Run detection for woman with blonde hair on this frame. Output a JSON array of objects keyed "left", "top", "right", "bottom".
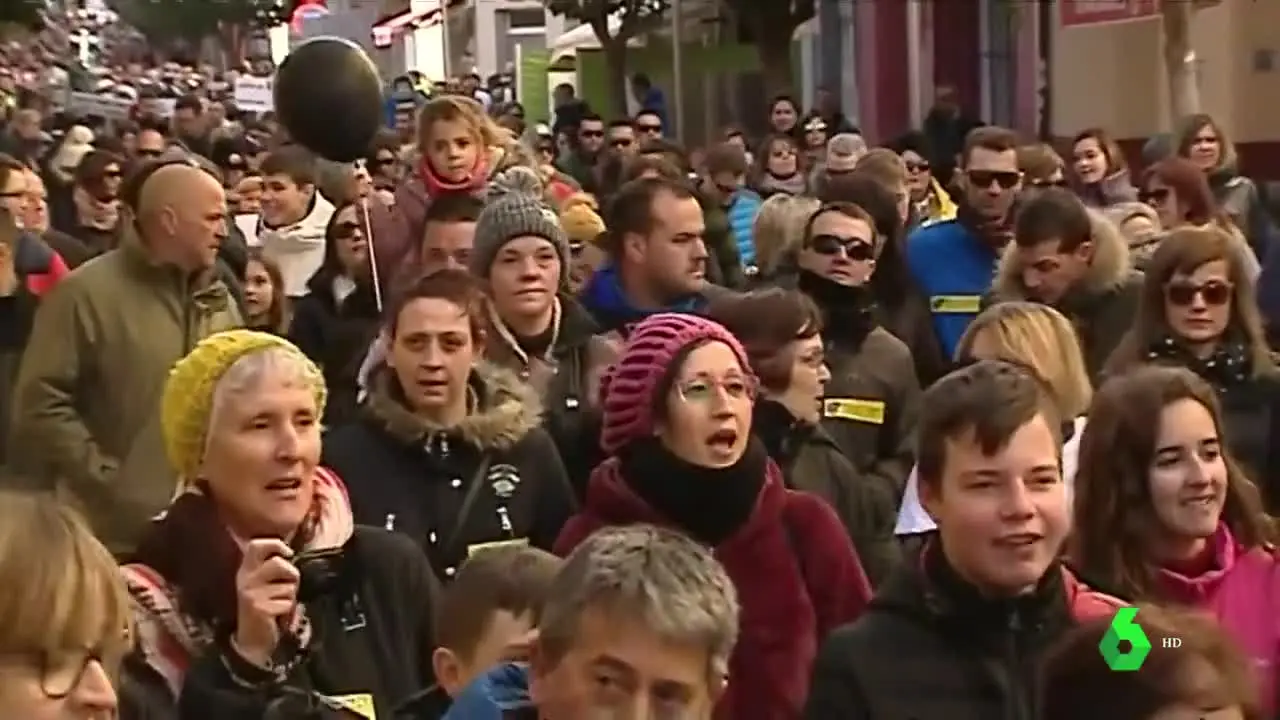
[
  {"left": 0, "top": 489, "right": 129, "bottom": 717},
  {"left": 896, "top": 301, "right": 1093, "bottom": 536},
  {"left": 750, "top": 194, "right": 819, "bottom": 285}
]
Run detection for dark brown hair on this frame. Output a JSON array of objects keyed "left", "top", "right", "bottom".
[
  {"left": 1041, "top": 603, "right": 1262, "bottom": 720},
  {"left": 435, "top": 545, "right": 562, "bottom": 659},
  {"left": 704, "top": 141, "right": 749, "bottom": 176},
  {"left": 961, "top": 126, "right": 1020, "bottom": 168},
  {"left": 383, "top": 268, "right": 490, "bottom": 342},
  {"left": 245, "top": 247, "right": 291, "bottom": 334},
  {"left": 621, "top": 155, "right": 684, "bottom": 184},
  {"left": 602, "top": 176, "right": 697, "bottom": 256},
  {"left": 1069, "top": 365, "right": 1274, "bottom": 598},
  {"left": 1013, "top": 187, "right": 1092, "bottom": 252},
  {"left": 706, "top": 288, "right": 823, "bottom": 392},
  {"left": 1175, "top": 113, "right": 1236, "bottom": 172},
  {"left": 916, "top": 360, "right": 1062, "bottom": 490},
  {"left": 1105, "top": 226, "right": 1272, "bottom": 376},
  {"left": 1071, "top": 128, "right": 1127, "bottom": 175},
  {"left": 1141, "top": 156, "right": 1219, "bottom": 226},
  {"left": 259, "top": 144, "right": 317, "bottom": 187},
  {"left": 803, "top": 201, "right": 875, "bottom": 244}
]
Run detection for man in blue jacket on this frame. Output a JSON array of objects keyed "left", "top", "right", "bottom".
[{"left": 905, "top": 125, "right": 1024, "bottom": 358}]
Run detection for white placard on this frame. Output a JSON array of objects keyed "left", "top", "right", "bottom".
[{"left": 234, "top": 75, "right": 275, "bottom": 112}]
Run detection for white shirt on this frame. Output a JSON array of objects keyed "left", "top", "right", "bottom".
[{"left": 894, "top": 416, "right": 1086, "bottom": 535}]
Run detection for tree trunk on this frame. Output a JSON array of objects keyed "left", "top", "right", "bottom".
[
  {"left": 602, "top": 38, "right": 630, "bottom": 116},
  {"left": 1161, "top": 0, "right": 1200, "bottom": 122},
  {"left": 756, "top": 26, "right": 795, "bottom": 98}
]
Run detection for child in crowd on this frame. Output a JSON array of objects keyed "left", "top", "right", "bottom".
[{"left": 394, "top": 545, "right": 562, "bottom": 719}]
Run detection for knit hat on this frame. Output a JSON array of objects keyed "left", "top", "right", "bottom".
[
  {"left": 826, "top": 132, "right": 867, "bottom": 172},
  {"left": 599, "top": 313, "right": 753, "bottom": 454},
  {"left": 559, "top": 193, "right": 606, "bottom": 247},
  {"left": 161, "top": 330, "right": 327, "bottom": 482},
  {"left": 471, "top": 165, "right": 570, "bottom": 282}
]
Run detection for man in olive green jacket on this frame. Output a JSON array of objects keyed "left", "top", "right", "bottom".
[{"left": 6, "top": 164, "right": 243, "bottom": 556}]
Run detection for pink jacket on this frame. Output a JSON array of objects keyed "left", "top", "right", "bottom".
[{"left": 1155, "top": 524, "right": 1280, "bottom": 712}]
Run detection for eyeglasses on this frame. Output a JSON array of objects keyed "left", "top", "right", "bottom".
[
  {"left": 905, "top": 161, "right": 930, "bottom": 173},
  {"left": 809, "top": 233, "right": 877, "bottom": 261},
  {"left": 1141, "top": 188, "right": 1172, "bottom": 204},
  {"left": 965, "top": 169, "right": 1021, "bottom": 190},
  {"left": 0, "top": 650, "right": 111, "bottom": 699},
  {"left": 1166, "top": 280, "right": 1232, "bottom": 307},
  {"left": 675, "top": 376, "right": 753, "bottom": 404}
]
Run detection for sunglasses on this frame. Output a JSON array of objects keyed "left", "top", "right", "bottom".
[
  {"left": 637, "top": 124, "right": 662, "bottom": 133},
  {"left": 1030, "top": 178, "right": 1068, "bottom": 189},
  {"left": 579, "top": 129, "right": 604, "bottom": 139},
  {"left": 1165, "top": 280, "right": 1232, "bottom": 307},
  {"left": 965, "top": 169, "right": 1021, "bottom": 190},
  {"left": 1141, "top": 188, "right": 1171, "bottom": 204},
  {"left": 136, "top": 149, "right": 165, "bottom": 159},
  {"left": 809, "top": 233, "right": 876, "bottom": 261},
  {"left": 905, "top": 161, "right": 930, "bottom": 173},
  {"left": 611, "top": 138, "right": 633, "bottom": 148},
  {"left": 333, "top": 221, "right": 362, "bottom": 239}
]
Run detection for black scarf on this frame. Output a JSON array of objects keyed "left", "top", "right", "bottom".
[
  {"left": 956, "top": 200, "right": 1016, "bottom": 252},
  {"left": 752, "top": 399, "right": 813, "bottom": 467},
  {"left": 512, "top": 321, "right": 557, "bottom": 360},
  {"left": 1146, "top": 335, "right": 1251, "bottom": 388},
  {"left": 797, "top": 270, "right": 875, "bottom": 346},
  {"left": 619, "top": 436, "right": 769, "bottom": 546}
]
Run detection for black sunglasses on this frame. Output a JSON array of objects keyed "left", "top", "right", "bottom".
[
  {"left": 1165, "top": 280, "right": 1232, "bottom": 307},
  {"left": 637, "top": 124, "right": 662, "bottom": 133},
  {"left": 966, "top": 169, "right": 1021, "bottom": 190},
  {"left": 1141, "top": 188, "right": 1172, "bottom": 204},
  {"left": 809, "top": 233, "right": 876, "bottom": 261},
  {"left": 579, "top": 129, "right": 604, "bottom": 139}
]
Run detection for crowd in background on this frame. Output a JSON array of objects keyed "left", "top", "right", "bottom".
[{"left": 1, "top": 31, "right": 1280, "bottom": 720}]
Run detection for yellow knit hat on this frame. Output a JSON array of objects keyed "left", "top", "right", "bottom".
[
  {"left": 161, "top": 330, "right": 327, "bottom": 482},
  {"left": 559, "top": 193, "right": 606, "bottom": 247}
]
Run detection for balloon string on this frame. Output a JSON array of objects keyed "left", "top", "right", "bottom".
[{"left": 361, "top": 195, "right": 383, "bottom": 312}]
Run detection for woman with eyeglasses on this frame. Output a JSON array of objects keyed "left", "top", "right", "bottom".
[
  {"left": 0, "top": 490, "right": 129, "bottom": 719},
  {"left": 1105, "top": 227, "right": 1280, "bottom": 510},
  {"left": 1069, "top": 127, "right": 1139, "bottom": 209},
  {"left": 288, "top": 201, "right": 382, "bottom": 426},
  {"left": 1139, "top": 157, "right": 1259, "bottom": 281},
  {"left": 555, "top": 312, "right": 870, "bottom": 719}
]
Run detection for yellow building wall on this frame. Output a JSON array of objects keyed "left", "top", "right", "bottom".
[{"left": 1051, "top": 0, "right": 1279, "bottom": 144}]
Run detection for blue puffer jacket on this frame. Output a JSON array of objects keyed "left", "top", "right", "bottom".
[{"left": 727, "top": 189, "right": 763, "bottom": 268}]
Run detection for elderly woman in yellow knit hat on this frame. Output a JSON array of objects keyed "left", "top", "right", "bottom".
[
  {"left": 118, "top": 330, "right": 439, "bottom": 718},
  {"left": 559, "top": 192, "right": 607, "bottom": 294}
]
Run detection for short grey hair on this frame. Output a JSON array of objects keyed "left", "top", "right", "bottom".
[
  {"left": 539, "top": 525, "right": 740, "bottom": 681},
  {"left": 205, "top": 346, "right": 324, "bottom": 453}
]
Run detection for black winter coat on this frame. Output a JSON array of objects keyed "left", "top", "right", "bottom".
[
  {"left": 289, "top": 274, "right": 382, "bottom": 427},
  {"left": 119, "top": 527, "right": 439, "bottom": 720},
  {"left": 322, "top": 363, "right": 577, "bottom": 582}
]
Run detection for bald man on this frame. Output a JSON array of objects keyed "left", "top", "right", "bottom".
[{"left": 6, "top": 162, "right": 244, "bottom": 557}]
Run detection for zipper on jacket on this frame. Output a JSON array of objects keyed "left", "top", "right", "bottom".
[{"left": 1003, "top": 610, "right": 1033, "bottom": 720}]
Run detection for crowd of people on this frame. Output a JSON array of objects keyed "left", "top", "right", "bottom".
[{"left": 1, "top": 44, "right": 1279, "bottom": 719}]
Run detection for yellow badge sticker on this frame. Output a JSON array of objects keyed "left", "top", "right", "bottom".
[
  {"left": 467, "top": 537, "right": 530, "bottom": 558},
  {"left": 930, "top": 295, "right": 982, "bottom": 314},
  {"left": 823, "top": 398, "right": 886, "bottom": 425},
  {"left": 323, "top": 693, "right": 376, "bottom": 719}
]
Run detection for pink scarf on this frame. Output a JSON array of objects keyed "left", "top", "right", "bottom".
[{"left": 121, "top": 467, "right": 355, "bottom": 697}]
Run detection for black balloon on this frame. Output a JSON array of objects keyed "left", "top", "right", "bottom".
[{"left": 274, "top": 37, "right": 384, "bottom": 163}]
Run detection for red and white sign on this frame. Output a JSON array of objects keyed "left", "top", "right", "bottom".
[{"left": 1059, "top": 0, "right": 1160, "bottom": 28}]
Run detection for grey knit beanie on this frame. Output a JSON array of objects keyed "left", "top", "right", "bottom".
[{"left": 470, "top": 165, "right": 570, "bottom": 283}]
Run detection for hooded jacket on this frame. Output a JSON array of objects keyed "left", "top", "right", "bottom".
[
  {"left": 5, "top": 235, "right": 243, "bottom": 555},
  {"left": 256, "top": 190, "right": 336, "bottom": 297},
  {"left": 485, "top": 297, "right": 619, "bottom": 497},
  {"left": 804, "top": 547, "right": 1123, "bottom": 720},
  {"left": 579, "top": 264, "right": 738, "bottom": 337},
  {"left": 987, "top": 209, "right": 1141, "bottom": 381},
  {"left": 322, "top": 362, "right": 577, "bottom": 583},
  {"left": 1148, "top": 524, "right": 1280, "bottom": 714},
  {"left": 289, "top": 267, "right": 382, "bottom": 428},
  {"left": 556, "top": 459, "right": 870, "bottom": 720}
]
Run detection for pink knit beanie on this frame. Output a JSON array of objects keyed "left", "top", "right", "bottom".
[{"left": 599, "top": 313, "right": 753, "bottom": 454}]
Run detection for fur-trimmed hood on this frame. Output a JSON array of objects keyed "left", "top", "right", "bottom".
[
  {"left": 364, "top": 361, "right": 542, "bottom": 451},
  {"left": 993, "top": 206, "right": 1133, "bottom": 300}
]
